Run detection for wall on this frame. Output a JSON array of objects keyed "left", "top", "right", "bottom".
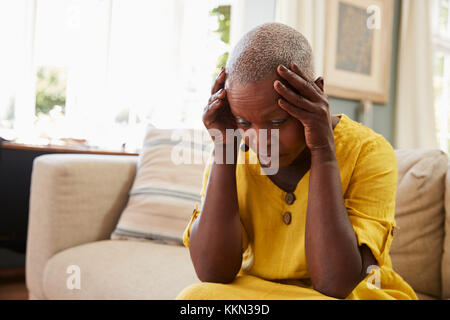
[
  {"left": 230, "top": 0, "right": 277, "bottom": 48},
  {"left": 328, "top": 0, "right": 401, "bottom": 146}
]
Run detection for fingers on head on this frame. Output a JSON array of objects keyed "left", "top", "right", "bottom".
[
  {"left": 211, "top": 68, "right": 226, "bottom": 94},
  {"left": 203, "top": 99, "right": 224, "bottom": 124},
  {"left": 208, "top": 88, "right": 226, "bottom": 104},
  {"left": 205, "top": 99, "right": 221, "bottom": 115}
]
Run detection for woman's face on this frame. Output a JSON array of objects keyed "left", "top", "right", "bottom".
[{"left": 225, "top": 71, "right": 307, "bottom": 169}]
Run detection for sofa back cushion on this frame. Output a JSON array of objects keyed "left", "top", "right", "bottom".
[
  {"left": 111, "top": 126, "right": 212, "bottom": 245},
  {"left": 390, "top": 149, "right": 448, "bottom": 298},
  {"left": 442, "top": 163, "right": 450, "bottom": 299}
]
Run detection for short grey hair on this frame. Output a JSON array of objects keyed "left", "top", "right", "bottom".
[{"left": 225, "top": 22, "right": 315, "bottom": 84}]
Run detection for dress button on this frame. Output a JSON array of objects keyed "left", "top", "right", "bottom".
[
  {"left": 285, "top": 192, "right": 296, "bottom": 205},
  {"left": 283, "top": 212, "right": 292, "bottom": 225}
]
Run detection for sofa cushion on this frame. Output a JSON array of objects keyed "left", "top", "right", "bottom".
[
  {"left": 415, "top": 292, "right": 438, "bottom": 300},
  {"left": 390, "top": 149, "right": 448, "bottom": 298},
  {"left": 42, "top": 240, "right": 199, "bottom": 299},
  {"left": 111, "top": 126, "right": 212, "bottom": 244},
  {"left": 442, "top": 163, "right": 450, "bottom": 299}
]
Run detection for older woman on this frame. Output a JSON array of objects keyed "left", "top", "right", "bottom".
[{"left": 177, "top": 22, "right": 417, "bottom": 300}]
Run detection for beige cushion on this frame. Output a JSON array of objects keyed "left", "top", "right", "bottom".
[
  {"left": 390, "top": 149, "right": 448, "bottom": 298},
  {"left": 442, "top": 163, "right": 450, "bottom": 299},
  {"left": 416, "top": 292, "right": 438, "bottom": 300},
  {"left": 43, "top": 240, "right": 199, "bottom": 299},
  {"left": 111, "top": 126, "right": 212, "bottom": 244}
]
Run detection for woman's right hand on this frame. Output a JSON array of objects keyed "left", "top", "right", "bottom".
[{"left": 203, "top": 67, "right": 238, "bottom": 145}]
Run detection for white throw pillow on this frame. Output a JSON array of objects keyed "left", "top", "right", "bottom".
[{"left": 111, "top": 125, "right": 213, "bottom": 245}]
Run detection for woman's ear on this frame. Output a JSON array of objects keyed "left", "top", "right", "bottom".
[{"left": 315, "top": 77, "right": 324, "bottom": 92}]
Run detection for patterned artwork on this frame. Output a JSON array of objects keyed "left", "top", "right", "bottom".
[{"left": 335, "top": 2, "right": 374, "bottom": 75}]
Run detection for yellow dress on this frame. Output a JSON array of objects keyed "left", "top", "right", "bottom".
[{"left": 177, "top": 114, "right": 418, "bottom": 300}]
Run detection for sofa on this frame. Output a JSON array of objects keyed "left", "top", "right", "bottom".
[{"left": 25, "top": 148, "right": 450, "bottom": 300}]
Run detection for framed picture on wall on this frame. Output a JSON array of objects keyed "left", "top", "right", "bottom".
[{"left": 323, "top": 0, "right": 394, "bottom": 104}]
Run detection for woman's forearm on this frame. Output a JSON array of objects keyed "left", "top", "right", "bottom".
[
  {"left": 305, "top": 146, "right": 363, "bottom": 299},
  {"left": 188, "top": 144, "right": 242, "bottom": 284}
]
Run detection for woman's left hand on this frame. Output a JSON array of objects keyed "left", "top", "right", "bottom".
[{"left": 274, "top": 64, "right": 335, "bottom": 153}]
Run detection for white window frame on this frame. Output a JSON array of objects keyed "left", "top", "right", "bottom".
[
  {"left": 9, "top": 0, "right": 37, "bottom": 141},
  {"left": 432, "top": 0, "right": 450, "bottom": 154}
]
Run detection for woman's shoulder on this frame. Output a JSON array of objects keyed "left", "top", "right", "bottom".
[{"left": 334, "top": 114, "right": 394, "bottom": 155}]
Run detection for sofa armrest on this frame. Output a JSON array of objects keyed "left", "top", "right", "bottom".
[
  {"left": 25, "top": 153, "right": 138, "bottom": 299},
  {"left": 443, "top": 163, "right": 450, "bottom": 299}
]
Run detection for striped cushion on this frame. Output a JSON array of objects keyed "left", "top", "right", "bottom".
[{"left": 111, "top": 125, "right": 213, "bottom": 245}]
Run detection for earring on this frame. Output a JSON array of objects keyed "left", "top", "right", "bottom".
[{"left": 240, "top": 143, "right": 249, "bottom": 152}]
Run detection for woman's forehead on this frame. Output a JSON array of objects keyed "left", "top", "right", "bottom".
[
  {"left": 225, "top": 70, "right": 280, "bottom": 93},
  {"left": 226, "top": 71, "right": 284, "bottom": 115},
  {"left": 232, "top": 106, "right": 288, "bottom": 122},
  {"left": 229, "top": 97, "right": 288, "bottom": 121},
  {"left": 225, "top": 71, "right": 287, "bottom": 122}
]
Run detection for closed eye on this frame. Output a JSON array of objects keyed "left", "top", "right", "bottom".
[
  {"left": 236, "top": 119, "right": 288, "bottom": 128},
  {"left": 236, "top": 120, "right": 251, "bottom": 127},
  {"left": 271, "top": 119, "right": 287, "bottom": 127}
]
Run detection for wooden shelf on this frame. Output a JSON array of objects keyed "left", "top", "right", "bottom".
[{"left": 1, "top": 141, "right": 139, "bottom": 156}]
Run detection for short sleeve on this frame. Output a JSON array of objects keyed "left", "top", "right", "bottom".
[
  {"left": 181, "top": 150, "right": 249, "bottom": 253},
  {"left": 344, "top": 136, "right": 397, "bottom": 266}
]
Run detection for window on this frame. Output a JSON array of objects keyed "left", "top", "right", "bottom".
[
  {"left": 0, "top": 0, "right": 29, "bottom": 136},
  {"left": 0, "top": 0, "right": 232, "bottom": 152},
  {"left": 432, "top": 0, "right": 450, "bottom": 154}
]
